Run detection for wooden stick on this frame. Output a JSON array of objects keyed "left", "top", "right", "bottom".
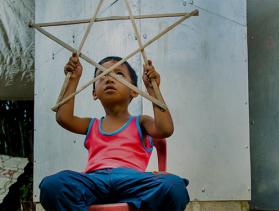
[
  {"left": 51, "top": 55, "right": 168, "bottom": 111},
  {"left": 51, "top": 10, "right": 199, "bottom": 110},
  {"left": 143, "top": 10, "right": 199, "bottom": 48},
  {"left": 53, "top": 0, "right": 104, "bottom": 112},
  {"left": 31, "top": 12, "right": 198, "bottom": 27},
  {"left": 30, "top": 26, "right": 167, "bottom": 110},
  {"left": 37, "top": 10, "right": 198, "bottom": 110},
  {"left": 124, "top": 0, "right": 165, "bottom": 110},
  {"left": 31, "top": 10, "right": 198, "bottom": 110},
  {"left": 77, "top": 0, "right": 104, "bottom": 54},
  {"left": 53, "top": 73, "right": 72, "bottom": 111}
]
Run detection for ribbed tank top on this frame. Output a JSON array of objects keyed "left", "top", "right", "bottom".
[{"left": 84, "top": 116, "right": 153, "bottom": 173}]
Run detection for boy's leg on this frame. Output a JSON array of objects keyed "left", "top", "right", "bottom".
[
  {"left": 111, "top": 168, "right": 190, "bottom": 211},
  {"left": 39, "top": 170, "right": 111, "bottom": 211}
]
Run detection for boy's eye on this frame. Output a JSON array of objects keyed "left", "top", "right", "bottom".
[{"left": 116, "top": 72, "right": 125, "bottom": 77}]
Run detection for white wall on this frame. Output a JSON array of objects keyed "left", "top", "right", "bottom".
[{"left": 34, "top": 0, "right": 250, "bottom": 202}]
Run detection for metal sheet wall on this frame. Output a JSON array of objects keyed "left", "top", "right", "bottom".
[{"left": 34, "top": 0, "right": 250, "bottom": 202}]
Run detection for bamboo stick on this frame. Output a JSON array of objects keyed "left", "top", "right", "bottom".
[
  {"left": 30, "top": 25, "right": 166, "bottom": 110},
  {"left": 51, "top": 50, "right": 168, "bottom": 111},
  {"left": 51, "top": 9, "right": 198, "bottom": 110},
  {"left": 77, "top": 0, "right": 104, "bottom": 54},
  {"left": 51, "top": 56, "right": 168, "bottom": 111},
  {"left": 124, "top": 0, "right": 166, "bottom": 110},
  {"left": 30, "top": 9, "right": 198, "bottom": 110},
  {"left": 53, "top": 0, "right": 104, "bottom": 112},
  {"left": 53, "top": 72, "right": 71, "bottom": 111},
  {"left": 31, "top": 12, "right": 198, "bottom": 28}
]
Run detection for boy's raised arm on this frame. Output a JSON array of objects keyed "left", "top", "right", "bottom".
[
  {"left": 56, "top": 53, "right": 91, "bottom": 134},
  {"left": 140, "top": 60, "right": 174, "bottom": 138}
]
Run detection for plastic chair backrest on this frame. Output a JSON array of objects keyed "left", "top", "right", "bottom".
[
  {"left": 152, "top": 138, "right": 167, "bottom": 172},
  {"left": 88, "top": 138, "right": 167, "bottom": 211}
]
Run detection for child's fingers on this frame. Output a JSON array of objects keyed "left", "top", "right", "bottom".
[
  {"left": 65, "top": 58, "right": 77, "bottom": 71},
  {"left": 142, "top": 73, "right": 148, "bottom": 81},
  {"left": 143, "top": 65, "right": 154, "bottom": 74},
  {"left": 70, "top": 57, "right": 79, "bottom": 64},
  {"left": 64, "top": 64, "right": 75, "bottom": 73},
  {"left": 70, "top": 54, "right": 79, "bottom": 64},
  {"left": 68, "top": 60, "right": 77, "bottom": 68},
  {"left": 147, "top": 72, "right": 157, "bottom": 79},
  {"left": 143, "top": 61, "right": 157, "bottom": 79},
  {"left": 146, "top": 68, "right": 157, "bottom": 77}
]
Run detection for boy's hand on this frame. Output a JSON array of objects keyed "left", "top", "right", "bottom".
[
  {"left": 64, "top": 53, "right": 83, "bottom": 79},
  {"left": 143, "top": 60, "right": 160, "bottom": 91}
]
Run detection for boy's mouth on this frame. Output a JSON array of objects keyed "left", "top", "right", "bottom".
[{"left": 104, "top": 85, "right": 117, "bottom": 91}]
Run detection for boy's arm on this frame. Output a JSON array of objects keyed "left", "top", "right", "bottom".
[
  {"left": 140, "top": 60, "right": 174, "bottom": 138},
  {"left": 56, "top": 53, "right": 91, "bottom": 134}
]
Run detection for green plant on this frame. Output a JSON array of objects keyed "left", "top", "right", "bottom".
[{"left": 20, "top": 176, "right": 33, "bottom": 201}]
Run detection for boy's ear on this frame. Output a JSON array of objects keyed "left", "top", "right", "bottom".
[{"left": 93, "top": 90, "right": 98, "bottom": 100}]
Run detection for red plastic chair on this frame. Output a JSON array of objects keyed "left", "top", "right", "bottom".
[{"left": 88, "top": 138, "right": 167, "bottom": 211}]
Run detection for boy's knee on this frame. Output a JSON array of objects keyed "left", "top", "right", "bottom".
[
  {"left": 39, "top": 170, "right": 71, "bottom": 196},
  {"left": 39, "top": 170, "right": 76, "bottom": 209},
  {"left": 160, "top": 174, "right": 185, "bottom": 188},
  {"left": 168, "top": 182, "right": 190, "bottom": 206},
  {"left": 160, "top": 174, "right": 190, "bottom": 206}
]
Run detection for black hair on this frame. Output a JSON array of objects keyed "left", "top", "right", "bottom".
[{"left": 93, "top": 56, "right": 138, "bottom": 91}]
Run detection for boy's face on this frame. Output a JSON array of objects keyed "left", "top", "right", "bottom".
[{"left": 93, "top": 60, "right": 138, "bottom": 104}]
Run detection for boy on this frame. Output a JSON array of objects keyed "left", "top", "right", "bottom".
[{"left": 39, "top": 53, "right": 189, "bottom": 211}]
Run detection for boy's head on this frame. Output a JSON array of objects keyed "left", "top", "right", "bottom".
[
  {"left": 93, "top": 56, "right": 138, "bottom": 91},
  {"left": 93, "top": 56, "right": 138, "bottom": 104}
]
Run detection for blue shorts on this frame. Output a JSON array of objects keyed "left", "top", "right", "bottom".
[{"left": 39, "top": 168, "right": 189, "bottom": 211}]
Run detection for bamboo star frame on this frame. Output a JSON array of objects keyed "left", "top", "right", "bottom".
[{"left": 29, "top": 0, "right": 198, "bottom": 112}]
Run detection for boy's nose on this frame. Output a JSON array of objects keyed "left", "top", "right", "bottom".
[{"left": 103, "top": 73, "right": 114, "bottom": 82}]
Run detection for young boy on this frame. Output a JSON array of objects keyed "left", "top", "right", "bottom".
[{"left": 39, "top": 53, "right": 190, "bottom": 211}]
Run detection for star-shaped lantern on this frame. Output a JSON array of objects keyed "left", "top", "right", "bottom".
[{"left": 29, "top": 0, "right": 198, "bottom": 112}]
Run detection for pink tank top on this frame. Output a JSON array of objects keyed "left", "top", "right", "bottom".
[{"left": 84, "top": 116, "right": 153, "bottom": 173}]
